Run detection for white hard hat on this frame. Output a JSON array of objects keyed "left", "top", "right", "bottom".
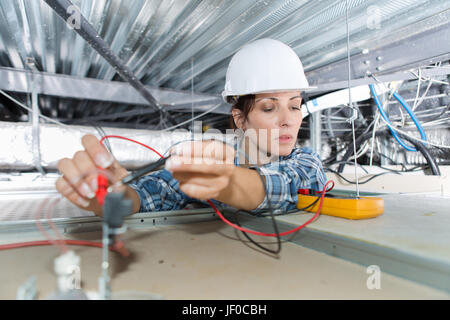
[{"left": 222, "top": 38, "right": 313, "bottom": 103}]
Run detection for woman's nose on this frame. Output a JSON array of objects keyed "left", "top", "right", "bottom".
[{"left": 278, "top": 107, "right": 292, "bottom": 127}]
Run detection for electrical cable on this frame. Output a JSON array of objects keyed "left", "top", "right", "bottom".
[
  {"left": 369, "top": 84, "right": 427, "bottom": 152},
  {"left": 325, "top": 161, "right": 369, "bottom": 174},
  {"left": 34, "top": 197, "right": 66, "bottom": 254},
  {"left": 241, "top": 190, "right": 324, "bottom": 218},
  {"left": 0, "top": 89, "right": 70, "bottom": 128},
  {"left": 99, "top": 135, "right": 333, "bottom": 240},
  {"left": 412, "top": 67, "right": 423, "bottom": 111},
  {"left": 0, "top": 239, "right": 126, "bottom": 254},
  {"left": 45, "top": 197, "right": 69, "bottom": 254},
  {"left": 99, "top": 135, "right": 164, "bottom": 159},
  {"left": 378, "top": 116, "right": 450, "bottom": 149},
  {"left": 370, "top": 76, "right": 450, "bottom": 150},
  {"left": 232, "top": 167, "right": 281, "bottom": 255},
  {"left": 325, "top": 167, "right": 398, "bottom": 185},
  {"left": 161, "top": 102, "right": 223, "bottom": 132},
  {"left": 0, "top": 135, "right": 331, "bottom": 254},
  {"left": 337, "top": 129, "right": 440, "bottom": 176},
  {"left": 207, "top": 180, "right": 333, "bottom": 237}
]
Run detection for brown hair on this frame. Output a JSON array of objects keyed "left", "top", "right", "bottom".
[{"left": 228, "top": 94, "right": 256, "bottom": 129}]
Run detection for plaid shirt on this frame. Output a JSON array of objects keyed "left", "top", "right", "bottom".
[{"left": 129, "top": 146, "right": 327, "bottom": 213}]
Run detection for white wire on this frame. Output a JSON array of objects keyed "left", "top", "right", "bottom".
[
  {"left": 161, "top": 103, "right": 223, "bottom": 132},
  {"left": 369, "top": 112, "right": 381, "bottom": 167},
  {"left": 348, "top": 140, "right": 370, "bottom": 161},
  {"left": 412, "top": 62, "right": 441, "bottom": 112},
  {"left": 413, "top": 78, "right": 433, "bottom": 111},
  {"left": 370, "top": 80, "right": 450, "bottom": 149},
  {"left": 369, "top": 83, "right": 396, "bottom": 167},
  {"left": 409, "top": 70, "right": 449, "bottom": 85},
  {"left": 387, "top": 93, "right": 448, "bottom": 105},
  {"left": 0, "top": 89, "right": 70, "bottom": 128},
  {"left": 412, "top": 68, "right": 422, "bottom": 111},
  {"left": 377, "top": 116, "right": 450, "bottom": 149}
]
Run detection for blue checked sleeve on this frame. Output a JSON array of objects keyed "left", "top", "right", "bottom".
[
  {"left": 249, "top": 147, "right": 327, "bottom": 213},
  {"left": 128, "top": 169, "right": 190, "bottom": 212}
]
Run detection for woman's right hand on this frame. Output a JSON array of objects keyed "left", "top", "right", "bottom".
[{"left": 55, "top": 134, "right": 131, "bottom": 216}]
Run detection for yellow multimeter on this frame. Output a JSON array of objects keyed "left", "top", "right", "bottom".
[{"left": 297, "top": 193, "right": 384, "bottom": 220}]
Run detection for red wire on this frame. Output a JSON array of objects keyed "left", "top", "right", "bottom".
[
  {"left": 207, "top": 180, "right": 334, "bottom": 237},
  {"left": 100, "top": 135, "right": 332, "bottom": 238},
  {"left": 0, "top": 240, "right": 123, "bottom": 254},
  {"left": 100, "top": 135, "right": 164, "bottom": 159},
  {"left": 46, "top": 197, "right": 69, "bottom": 253},
  {"left": 0, "top": 135, "right": 330, "bottom": 252}
]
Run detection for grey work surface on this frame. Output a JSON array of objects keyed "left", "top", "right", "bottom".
[
  {"left": 272, "top": 192, "right": 450, "bottom": 293},
  {"left": 277, "top": 193, "right": 450, "bottom": 263},
  {"left": 0, "top": 220, "right": 449, "bottom": 300}
]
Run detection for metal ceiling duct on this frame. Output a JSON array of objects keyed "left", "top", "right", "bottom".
[
  {"left": 0, "top": 0, "right": 449, "bottom": 123},
  {"left": 0, "top": 120, "right": 237, "bottom": 171},
  {"left": 0, "top": 120, "right": 188, "bottom": 170}
]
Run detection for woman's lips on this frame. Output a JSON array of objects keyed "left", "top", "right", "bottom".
[{"left": 278, "top": 135, "right": 292, "bottom": 143}]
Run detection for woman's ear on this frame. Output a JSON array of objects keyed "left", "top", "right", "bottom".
[{"left": 232, "top": 109, "right": 245, "bottom": 130}]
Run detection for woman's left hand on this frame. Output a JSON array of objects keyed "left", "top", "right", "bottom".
[{"left": 166, "top": 140, "right": 236, "bottom": 200}]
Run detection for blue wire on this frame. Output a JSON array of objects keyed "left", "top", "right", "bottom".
[
  {"left": 392, "top": 91, "right": 427, "bottom": 141},
  {"left": 369, "top": 84, "right": 427, "bottom": 152}
]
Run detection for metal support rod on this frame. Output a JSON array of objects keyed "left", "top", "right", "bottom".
[
  {"left": 27, "top": 58, "right": 46, "bottom": 176},
  {"left": 43, "top": 0, "right": 176, "bottom": 126},
  {"left": 99, "top": 222, "right": 111, "bottom": 300},
  {"left": 345, "top": 0, "right": 360, "bottom": 198},
  {"left": 310, "top": 110, "right": 322, "bottom": 157}
]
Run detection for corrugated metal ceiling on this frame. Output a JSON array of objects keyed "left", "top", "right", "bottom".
[{"left": 0, "top": 0, "right": 449, "bottom": 129}]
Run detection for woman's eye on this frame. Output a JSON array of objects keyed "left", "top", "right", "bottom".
[
  {"left": 261, "top": 105, "right": 275, "bottom": 112},
  {"left": 290, "top": 106, "right": 301, "bottom": 111}
]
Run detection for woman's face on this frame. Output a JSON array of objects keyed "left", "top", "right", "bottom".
[{"left": 233, "top": 91, "right": 303, "bottom": 158}]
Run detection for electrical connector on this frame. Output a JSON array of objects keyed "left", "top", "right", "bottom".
[{"left": 96, "top": 173, "right": 108, "bottom": 206}]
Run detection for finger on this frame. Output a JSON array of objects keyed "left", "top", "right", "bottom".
[
  {"left": 179, "top": 183, "right": 220, "bottom": 200},
  {"left": 166, "top": 156, "right": 235, "bottom": 175},
  {"left": 72, "top": 150, "right": 99, "bottom": 194},
  {"left": 55, "top": 176, "right": 91, "bottom": 208},
  {"left": 172, "top": 172, "right": 229, "bottom": 188},
  {"left": 81, "top": 134, "right": 115, "bottom": 169},
  {"left": 58, "top": 158, "right": 95, "bottom": 199}
]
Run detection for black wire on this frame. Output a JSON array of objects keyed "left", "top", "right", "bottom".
[
  {"left": 231, "top": 167, "right": 282, "bottom": 255},
  {"left": 248, "top": 192, "right": 323, "bottom": 217},
  {"left": 325, "top": 167, "right": 398, "bottom": 184},
  {"left": 325, "top": 161, "right": 369, "bottom": 174},
  {"left": 337, "top": 129, "right": 441, "bottom": 176},
  {"left": 231, "top": 170, "right": 326, "bottom": 255}
]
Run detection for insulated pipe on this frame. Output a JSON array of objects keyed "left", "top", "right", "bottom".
[{"left": 43, "top": 0, "right": 176, "bottom": 126}]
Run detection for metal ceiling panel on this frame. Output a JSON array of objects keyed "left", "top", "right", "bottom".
[{"left": 0, "top": 0, "right": 449, "bottom": 125}]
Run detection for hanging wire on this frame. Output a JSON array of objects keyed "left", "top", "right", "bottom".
[
  {"left": 345, "top": 0, "right": 360, "bottom": 198},
  {"left": 191, "top": 57, "right": 195, "bottom": 140}
]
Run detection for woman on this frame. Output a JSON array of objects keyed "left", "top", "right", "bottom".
[{"left": 55, "top": 39, "right": 327, "bottom": 215}]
